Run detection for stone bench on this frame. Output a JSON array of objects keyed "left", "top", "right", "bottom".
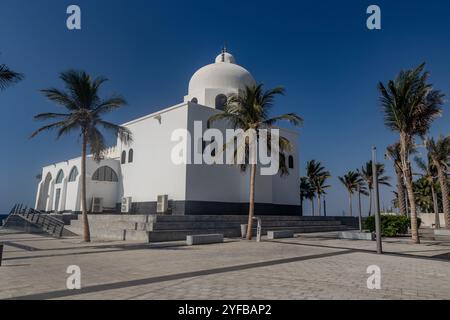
[
  {"left": 267, "top": 230, "right": 294, "bottom": 239},
  {"left": 338, "top": 231, "right": 375, "bottom": 241},
  {"left": 434, "top": 229, "right": 450, "bottom": 240},
  {"left": 186, "top": 234, "right": 224, "bottom": 246}
]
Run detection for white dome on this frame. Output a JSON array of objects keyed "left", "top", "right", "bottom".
[
  {"left": 215, "top": 52, "right": 236, "bottom": 64},
  {"left": 188, "top": 51, "right": 256, "bottom": 97}
]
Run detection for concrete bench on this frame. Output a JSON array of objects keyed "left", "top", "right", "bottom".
[
  {"left": 186, "top": 234, "right": 224, "bottom": 246},
  {"left": 338, "top": 231, "right": 375, "bottom": 241},
  {"left": 434, "top": 229, "right": 450, "bottom": 240},
  {"left": 267, "top": 230, "right": 294, "bottom": 239}
]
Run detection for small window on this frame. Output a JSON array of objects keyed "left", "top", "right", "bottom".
[
  {"left": 191, "top": 97, "right": 198, "bottom": 104},
  {"left": 55, "top": 170, "right": 64, "bottom": 184},
  {"left": 288, "top": 156, "right": 294, "bottom": 169},
  {"left": 92, "top": 166, "right": 118, "bottom": 182},
  {"left": 121, "top": 151, "right": 126, "bottom": 164},
  {"left": 215, "top": 94, "right": 227, "bottom": 111},
  {"left": 68, "top": 166, "right": 79, "bottom": 182},
  {"left": 128, "top": 149, "right": 134, "bottom": 163}
]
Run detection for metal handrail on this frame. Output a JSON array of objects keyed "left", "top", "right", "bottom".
[{"left": 10, "top": 204, "right": 65, "bottom": 238}]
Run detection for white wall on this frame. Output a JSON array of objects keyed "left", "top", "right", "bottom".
[
  {"left": 118, "top": 103, "right": 189, "bottom": 203},
  {"left": 185, "top": 103, "right": 300, "bottom": 205},
  {"left": 35, "top": 101, "right": 300, "bottom": 212},
  {"left": 35, "top": 157, "right": 121, "bottom": 212}
]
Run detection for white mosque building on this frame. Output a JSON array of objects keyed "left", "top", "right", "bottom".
[{"left": 34, "top": 50, "right": 300, "bottom": 216}]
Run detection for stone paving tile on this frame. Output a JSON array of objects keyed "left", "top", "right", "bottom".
[{"left": 1, "top": 229, "right": 449, "bottom": 300}]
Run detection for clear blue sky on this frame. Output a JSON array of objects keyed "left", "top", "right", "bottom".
[{"left": 0, "top": 0, "right": 449, "bottom": 215}]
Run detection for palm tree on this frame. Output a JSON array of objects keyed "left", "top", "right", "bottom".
[
  {"left": 31, "top": 70, "right": 132, "bottom": 242},
  {"left": 299, "top": 177, "right": 314, "bottom": 216},
  {"left": 386, "top": 142, "right": 413, "bottom": 216},
  {"left": 359, "top": 161, "right": 391, "bottom": 216},
  {"left": 314, "top": 175, "right": 331, "bottom": 216},
  {"left": 415, "top": 154, "right": 440, "bottom": 228},
  {"left": 306, "top": 160, "right": 330, "bottom": 216},
  {"left": 208, "top": 84, "right": 303, "bottom": 240},
  {"left": 378, "top": 63, "right": 444, "bottom": 243},
  {"left": 0, "top": 63, "right": 23, "bottom": 90},
  {"left": 413, "top": 177, "right": 435, "bottom": 213},
  {"left": 339, "top": 171, "right": 365, "bottom": 216},
  {"left": 426, "top": 135, "right": 450, "bottom": 228}
]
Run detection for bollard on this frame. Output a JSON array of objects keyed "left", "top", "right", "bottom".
[
  {"left": 0, "top": 243, "right": 3, "bottom": 267},
  {"left": 253, "top": 217, "right": 262, "bottom": 242}
]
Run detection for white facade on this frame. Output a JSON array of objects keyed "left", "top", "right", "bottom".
[{"left": 35, "top": 50, "right": 300, "bottom": 215}]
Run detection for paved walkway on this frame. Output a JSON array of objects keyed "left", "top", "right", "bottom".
[{"left": 0, "top": 229, "right": 449, "bottom": 300}]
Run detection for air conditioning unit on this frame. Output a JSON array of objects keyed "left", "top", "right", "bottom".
[
  {"left": 157, "top": 195, "right": 169, "bottom": 214},
  {"left": 91, "top": 197, "right": 104, "bottom": 213},
  {"left": 121, "top": 197, "right": 132, "bottom": 213}
]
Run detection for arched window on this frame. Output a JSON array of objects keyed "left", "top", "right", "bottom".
[
  {"left": 55, "top": 170, "right": 64, "bottom": 184},
  {"left": 288, "top": 156, "right": 294, "bottom": 169},
  {"left": 92, "top": 166, "right": 118, "bottom": 182},
  {"left": 215, "top": 94, "right": 227, "bottom": 111},
  {"left": 191, "top": 97, "right": 198, "bottom": 104},
  {"left": 128, "top": 149, "right": 134, "bottom": 163},
  {"left": 121, "top": 151, "right": 126, "bottom": 164},
  {"left": 68, "top": 166, "right": 79, "bottom": 182}
]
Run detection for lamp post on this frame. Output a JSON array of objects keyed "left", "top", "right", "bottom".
[{"left": 372, "top": 147, "right": 383, "bottom": 254}]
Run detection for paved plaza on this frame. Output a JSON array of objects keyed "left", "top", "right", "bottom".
[{"left": 0, "top": 229, "right": 449, "bottom": 300}]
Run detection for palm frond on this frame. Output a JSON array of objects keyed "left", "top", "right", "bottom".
[{"left": 0, "top": 64, "right": 24, "bottom": 90}]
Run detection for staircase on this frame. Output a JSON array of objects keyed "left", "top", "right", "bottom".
[
  {"left": 2, "top": 204, "right": 68, "bottom": 238},
  {"left": 66, "top": 214, "right": 356, "bottom": 242}
]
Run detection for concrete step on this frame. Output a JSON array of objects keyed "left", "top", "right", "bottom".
[
  {"left": 70, "top": 219, "right": 139, "bottom": 230},
  {"left": 65, "top": 225, "right": 126, "bottom": 241},
  {"left": 74, "top": 214, "right": 153, "bottom": 223},
  {"left": 152, "top": 215, "right": 343, "bottom": 223},
  {"left": 64, "top": 214, "right": 355, "bottom": 243},
  {"left": 149, "top": 220, "right": 342, "bottom": 231},
  {"left": 147, "top": 225, "right": 352, "bottom": 242}
]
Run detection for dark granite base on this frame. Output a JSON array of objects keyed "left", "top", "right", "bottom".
[{"left": 123, "top": 200, "right": 301, "bottom": 216}]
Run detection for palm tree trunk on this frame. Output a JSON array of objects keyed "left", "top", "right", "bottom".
[
  {"left": 431, "top": 182, "right": 440, "bottom": 229},
  {"left": 81, "top": 134, "right": 91, "bottom": 242},
  {"left": 300, "top": 196, "right": 303, "bottom": 216},
  {"left": 311, "top": 199, "right": 314, "bottom": 216},
  {"left": 368, "top": 190, "right": 372, "bottom": 216},
  {"left": 246, "top": 163, "right": 257, "bottom": 240},
  {"left": 436, "top": 166, "right": 449, "bottom": 228},
  {"left": 400, "top": 133, "right": 419, "bottom": 243},
  {"left": 358, "top": 191, "right": 362, "bottom": 232},
  {"left": 348, "top": 193, "right": 352, "bottom": 217},
  {"left": 317, "top": 195, "right": 321, "bottom": 217},
  {"left": 395, "top": 167, "right": 407, "bottom": 216}
]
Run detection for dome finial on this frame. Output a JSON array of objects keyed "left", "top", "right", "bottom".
[{"left": 221, "top": 44, "right": 227, "bottom": 62}]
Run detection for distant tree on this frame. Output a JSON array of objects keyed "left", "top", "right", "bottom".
[
  {"left": 378, "top": 63, "right": 444, "bottom": 243},
  {"left": 415, "top": 154, "right": 440, "bottom": 228},
  {"left": 413, "top": 177, "right": 434, "bottom": 213},
  {"left": 386, "top": 142, "right": 415, "bottom": 216},
  {"left": 208, "top": 84, "right": 303, "bottom": 240},
  {"left": 426, "top": 135, "right": 450, "bottom": 228},
  {"left": 306, "top": 160, "right": 331, "bottom": 216},
  {"left": 31, "top": 70, "right": 132, "bottom": 242},
  {"left": 299, "top": 177, "right": 314, "bottom": 216},
  {"left": 339, "top": 171, "right": 365, "bottom": 216},
  {"left": 359, "top": 161, "right": 391, "bottom": 216}
]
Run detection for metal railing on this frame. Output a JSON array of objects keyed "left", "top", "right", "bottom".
[{"left": 8, "top": 204, "right": 65, "bottom": 238}]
